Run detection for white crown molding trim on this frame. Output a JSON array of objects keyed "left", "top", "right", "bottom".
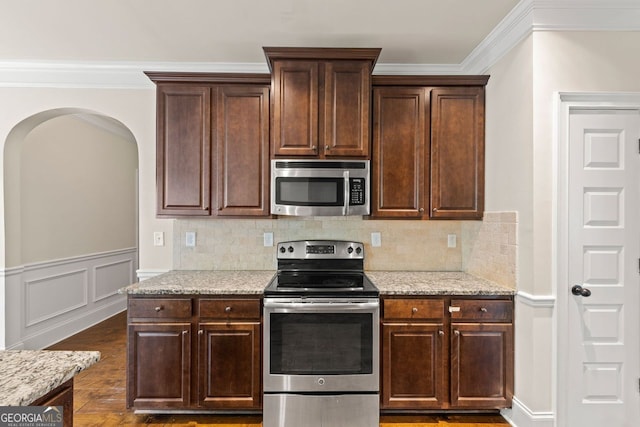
[
  {"left": 0, "top": 1, "right": 638, "bottom": 88},
  {"left": 517, "top": 290, "right": 556, "bottom": 308}
]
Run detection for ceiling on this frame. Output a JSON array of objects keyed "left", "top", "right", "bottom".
[{"left": 1, "top": 0, "right": 520, "bottom": 65}]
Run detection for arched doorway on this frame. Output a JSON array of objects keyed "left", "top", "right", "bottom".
[{"left": 3, "top": 108, "right": 139, "bottom": 349}]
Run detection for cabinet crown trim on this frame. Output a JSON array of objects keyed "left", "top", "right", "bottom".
[{"left": 263, "top": 47, "right": 381, "bottom": 71}]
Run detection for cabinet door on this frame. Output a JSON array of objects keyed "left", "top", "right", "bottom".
[
  {"left": 450, "top": 323, "right": 513, "bottom": 408},
  {"left": 156, "top": 85, "right": 211, "bottom": 216},
  {"left": 127, "top": 323, "right": 191, "bottom": 409},
  {"left": 323, "top": 61, "right": 371, "bottom": 157},
  {"left": 213, "top": 85, "right": 270, "bottom": 216},
  {"left": 198, "top": 322, "right": 261, "bottom": 409},
  {"left": 381, "top": 322, "right": 446, "bottom": 409},
  {"left": 271, "top": 60, "right": 319, "bottom": 156},
  {"left": 430, "top": 87, "right": 485, "bottom": 219},
  {"left": 371, "top": 87, "right": 428, "bottom": 218}
]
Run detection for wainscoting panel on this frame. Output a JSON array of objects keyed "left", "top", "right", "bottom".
[{"left": 1, "top": 247, "right": 137, "bottom": 350}]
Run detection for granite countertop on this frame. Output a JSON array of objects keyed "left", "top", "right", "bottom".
[
  {"left": 0, "top": 350, "right": 100, "bottom": 406},
  {"left": 368, "top": 271, "right": 515, "bottom": 296},
  {"left": 121, "top": 270, "right": 276, "bottom": 295},
  {"left": 121, "top": 269, "right": 514, "bottom": 296}
]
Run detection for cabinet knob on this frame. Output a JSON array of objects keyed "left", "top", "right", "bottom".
[
  {"left": 182, "top": 330, "right": 188, "bottom": 335},
  {"left": 454, "top": 330, "right": 460, "bottom": 336},
  {"left": 325, "top": 145, "right": 330, "bottom": 151},
  {"left": 154, "top": 306, "right": 163, "bottom": 312},
  {"left": 433, "top": 208, "right": 438, "bottom": 212},
  {"left": 198, "top": 330, "right": 203, "bottom": 335},
  {"left": 438, "top": 330, "right": 444, "bottom": 336},
  {"left": 480, "top": 307, "right": 488, "bottom": 312},
  {"left": 225, "top": 306, "right": 232, "bottom": 313},
  {"left": 419, "top": 208, "right": 424, "bottom": 213},
  {"left": 311, "top": 145, "right": 317, "bottom": 150},
  {"left": 412, "top": 307, "right": 418, "bottom": 314}
]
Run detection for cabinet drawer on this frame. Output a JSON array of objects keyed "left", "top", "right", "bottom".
[
  {"left": 450, "top": 299, "right": 513, "bottom": 322},
  {"left": 128, "top": 298, "right": 192, "bottom": 319},
  {"left": 199, "top": 299, "right": 261, "bottom": 320},
  {"left": 383, "top": 298, "right": 444, "bottom": 320}
]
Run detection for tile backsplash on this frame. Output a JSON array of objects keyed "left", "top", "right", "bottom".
[{"left": 173, "top": 211, "right": 517, "bottom": 289}]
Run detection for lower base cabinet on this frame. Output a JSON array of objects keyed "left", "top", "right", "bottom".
[
  {"left": 381, "top": 296, "right": 513, "bottom": 411},
  {"left": 31, "top": 378, "right": 74, "bottom": 427},
  {"left": 126, "top": 296, "right": 261, "bottom": 411}
]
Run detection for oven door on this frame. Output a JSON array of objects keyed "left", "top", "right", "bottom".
[{"left": 263, "top": 297, "right": 379, "bottom": 393}]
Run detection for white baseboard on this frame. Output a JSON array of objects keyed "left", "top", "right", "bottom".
[
  {"left": 1, "top": 248, "right": 137, "bottom": 350},
  {"left": 501, "top": 396, "right": 555, "bottom": 427}
]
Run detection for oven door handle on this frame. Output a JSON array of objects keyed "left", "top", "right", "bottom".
[{"left": 264, "top": 301, "right": 379, "bottom": 311}]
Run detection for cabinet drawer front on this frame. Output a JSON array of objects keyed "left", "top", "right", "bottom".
[
  {"left": 128, "top": 298, "right": 192, "bottom": 319},
  {"left": 383, "top": 299, "right": 444, "bottom": 320},
  {"left": 199, "top": 299, "right": 261, "bottom": 320},
  {"left": 450, "top": 299, "right": 513, "bottom": 322}
]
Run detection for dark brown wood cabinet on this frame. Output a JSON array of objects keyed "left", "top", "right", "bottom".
[
  {"left": 147, "top": 73, "right": 271, "bottom": 217},
  {"left": 449, "top": 299, "right": 514, "bottom": 408},
  {"left": 371, "top": 76, "right": 488, "bottom": 220},
  {"left": 197, "top": 298, "right": 262, "bottom": 409},
  {"left": 127, "top": 295, "right": 262, "bottom": 412},
  {"left": 265, "top": 47, "right": 380, "bottom": 158},
  {"left": 381, "top": 299, "right": 446, "bottom": 409},
  {"left": 381, "top": 295, "right": 513, "bottom": 411},
  {"left": 155, "top": 84, "right": 212, "bottom": 216},
  {"left": 32, "top": 378, "right": 74, "bottom": 427}
]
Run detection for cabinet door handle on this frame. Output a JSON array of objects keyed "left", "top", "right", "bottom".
[
  {"left": 454, "top": 330, "right": 460, "bottom": 336},
  {"left": 419, "top": 208, "right": 424, "bottom": 213},
  {"left": 438, "top": 330, "right": 444, "bottom": 336},
  {"left": 480, "top": 307, "right": 488, "bottom": 312},
  {"left": 154, "top": 306, "right": 163, "bottom": 312},
  {"left": 198, "top": 330, "right": 203, "bottom": 336},
  {"left": 325, "top": 145, "right": 330, "bottom": 151},
  {"left": 225, "top": 306, "right": 232, "bottom": 313},
  {"left": 433, "top": 207, "right": 438, "bottom": 212},
  {"left": 182, "top": 330, "right": 188, "bottom": 335}
]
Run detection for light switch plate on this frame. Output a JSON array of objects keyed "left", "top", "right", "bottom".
[
  {"left": 371, "top": 232, "right": 382, "bottom": 247},
  {"left": 263, "top": 232, "right": 274, "bottom": 247},
  {"left": 185, "top": 231, "right": 196, "bottom": 247},
  {"left": 448, "top": 234, "right": 457, "bottom": 248},
  {"left": 153, "top": 231, "right": 164, "bottom": 247}
]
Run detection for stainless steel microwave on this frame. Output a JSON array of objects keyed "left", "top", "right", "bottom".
[{"left": 270, "top": 159, "right": 370, "bottom": 216}]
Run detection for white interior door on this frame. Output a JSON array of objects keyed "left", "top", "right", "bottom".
[{"left": 566, "top": 108, "right": 640, "bottom": 426}]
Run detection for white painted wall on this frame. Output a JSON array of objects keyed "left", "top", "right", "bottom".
[
  {"left": 486, "top": 30, "right": 640, "bottom": 423},
  {"left": 18, "top": 114, "right": 137, "bottom": 264}
]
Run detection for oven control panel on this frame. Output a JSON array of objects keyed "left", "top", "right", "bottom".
[{"left": 277, "top": 240, "right": 364, "bottom": 259}]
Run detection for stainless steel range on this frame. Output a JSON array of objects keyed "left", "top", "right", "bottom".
[{"left": 263, "top": 240, "right": 379, "bottom": 427}]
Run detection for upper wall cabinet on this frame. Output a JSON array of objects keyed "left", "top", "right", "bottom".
[
  {"left": 371, "top": 76, "right": 488, "bottom": 220},
  {"left": 264, "top": 47, "right": 380, "bottom": 158},
  {"left": 147, "top": 73, "right": 271, "bottom": 218}
]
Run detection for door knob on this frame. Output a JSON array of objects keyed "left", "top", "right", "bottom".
[{"left": 571, "top": 284, "right": 591, "bottom": 297}]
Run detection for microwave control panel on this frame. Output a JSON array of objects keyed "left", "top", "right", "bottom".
[{"left": 349, "top": 178, "right": 365, "bottom": 206}]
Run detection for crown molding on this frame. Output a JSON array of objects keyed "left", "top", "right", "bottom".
[{"left": 0, "top": 0, "right": 638, "bottom": 88}]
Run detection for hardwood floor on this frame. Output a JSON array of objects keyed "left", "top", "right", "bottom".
[{"left": 47, "top": 312, "right": 509, "bottom": 426}]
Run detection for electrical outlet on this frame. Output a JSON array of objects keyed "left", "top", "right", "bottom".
[
  {"left": 153, "top": 231, "right": 164, "bottom": 247},
  {"left": 263, "top": 232, "right": 274, "bottom": 247},
  {"left": 371, "top": 232, "right": 382, "bottom": 247},
  {"left": 185, "top": 231, "right": 196, "bottom": 247},
  {"left": 448, "top": 234, "right": 457, "bottom": 248}
]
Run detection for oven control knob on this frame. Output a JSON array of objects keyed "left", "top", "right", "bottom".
[
  {"left": 279, "top": 246, "right": 286, "bottom": 253},
  {"left": 347, "top": 247, "right": 354, "bottom": 254},
  {"left": 287, "top": 246, "right": 294, "bottom": 253},
  {"left": 356, "top": 247, "right": 362, "bottom": 254},
  {"left": 317, "top": 378, "right": 325, "bottom": 386}
]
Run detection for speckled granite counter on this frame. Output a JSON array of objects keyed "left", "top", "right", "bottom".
[
  {"left": 120, "top": 270, "right": 513, "bottom": 297},
  {"left": 367, "top": 271, "right": 515, "bottom": 296},
  {"left": 121, "top": 270, "right": 276, "bottom": 295},
  {"left": 0, "top": 350, "right": 100, "bottom": 406}
]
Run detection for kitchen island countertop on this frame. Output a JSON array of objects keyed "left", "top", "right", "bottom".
[
  {"left": 0, "top": 350, "right": 100, "bottom": 406},
  {"left": 120, "top": 270, "right": 514, "bottom": 296}
]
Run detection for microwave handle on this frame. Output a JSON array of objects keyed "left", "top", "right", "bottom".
[{"left": 343, "top": 170, "right": 350, "bottom": 215}]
